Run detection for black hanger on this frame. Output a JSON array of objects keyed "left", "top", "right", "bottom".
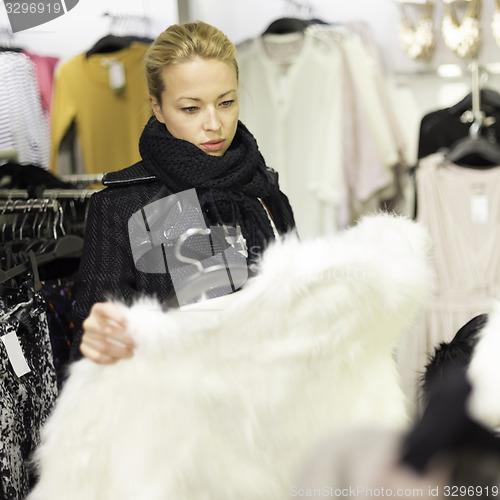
[
  {"left": 444, "top": 135, "right": 500, "bottom": 167},
  {"left": 86, "top": 34, "right": 153, "bottom": 58},
  {"left": 262, "top": 17, "right": 309, "bottom": 35},
  {"left": 0, "top": 234, "right": 83, "bottom": 286},
  {"left": 86, "top": 35, "right": 133, "bottom": 58},
  {"left": 444, "top": 107, "right": 500, "bottom": 167},
  {"left": 38, "top": 234, "right": 84, "bottom": 261},
  {"left": 306, "top": 18, "right": 329, "bottom": 26},
  {"left": 0, "top": 46, "right": 23, "bottom": 53},
  {"left": 445, "top": 63, "right": 500, "bottom": 167}
]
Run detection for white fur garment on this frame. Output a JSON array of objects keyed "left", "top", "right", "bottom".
[
  {"left": 468, "top": 300, "right": 500, "bottom": 429},
  {"left": 29, "top": 213, "right": 434, "bottom": 500}
]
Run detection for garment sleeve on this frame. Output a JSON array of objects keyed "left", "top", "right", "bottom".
[{"left": 69, "top": 191, "right": 138, "bottom": 360}]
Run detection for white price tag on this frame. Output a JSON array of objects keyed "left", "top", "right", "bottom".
[
  {"left": 470, "top": 195, "right": 489, "bottom": 225},
  {"left": 1, "top": 331, "right": 31, "bottom": 377},
  {"left": 109, "top": 61, "right": 126, "bottom": 93}
]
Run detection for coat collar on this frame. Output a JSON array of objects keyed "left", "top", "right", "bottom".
[{"left": 102, "top": 161, "right": 157, "bottom": 187}]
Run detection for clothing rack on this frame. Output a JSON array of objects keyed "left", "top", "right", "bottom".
[
  {"left": 60, "top": 173, "right": 104, "bottom": 184},
  {"left": 0, "top": 198, "right": 59, "bottom": 213},
  {"left": 0, "top": 189, "right": 96, "bottom": 239},
  {"left": 0, "top": 198, "right": 61, "bottom": 242}
]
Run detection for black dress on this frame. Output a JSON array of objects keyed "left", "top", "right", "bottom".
[{"left": 0, "top": 285, "right": 58, "bottom": 500}]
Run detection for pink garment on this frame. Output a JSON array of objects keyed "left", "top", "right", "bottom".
[{"left": 23, "top": 51, "right": 59, "bottom": 113}]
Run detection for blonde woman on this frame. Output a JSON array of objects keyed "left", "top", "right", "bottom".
[{"left": 72, "top": 22, "right": 296, "bottom": 365}]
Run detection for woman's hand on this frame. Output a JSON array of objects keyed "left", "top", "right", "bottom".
[{"left": 80, "top": 302, "right": 135, "bottom": 364}]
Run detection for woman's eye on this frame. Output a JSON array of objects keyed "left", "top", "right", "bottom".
[
  {"left": 220, "top": 100, "right": 234, "bottom": 108},
  {"left": 181, "top": 106, "right": 198, "bottom": 113}
]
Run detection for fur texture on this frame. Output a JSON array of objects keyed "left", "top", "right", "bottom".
[
  {"left": 467, "top": 302, "right": 500, "bottom": 429},
  {"left": 29, "top": 213, "right": 434, "bottom": 500}
]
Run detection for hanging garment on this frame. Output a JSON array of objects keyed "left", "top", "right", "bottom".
[
  {"left": 237, "top": 26, "right": 399, "bottom": 238},
  {"left": 0, "top": 162, "right": 75, "bottom": 195},
  {"left": 22, "top": 52, "right": 59, "bottom": 115},
  {"left": 0, "top": 286, "right": 58, "bottom": 500},
  {"left": 417, "top": 89, "right": 500, "bottom": 161},
  {"left": 40, "top": 277, "right": 77, "bottom": 390},
  {"left": 334, "top": 27, "right": 401, "bottom": 224},
  {"left": 0, "top": 52, "right": 50, "bottom": 168},
  {"left": 29, "top": 213, "right": 434, "bottom": 500},
  {"left": 50, "top": 42, "right": 151, "bottom": 175},
  {"left": 397, "top": 152, "right": 500, "bottom": 414}
]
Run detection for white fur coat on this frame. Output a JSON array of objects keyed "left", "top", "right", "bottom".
[{"left": 29, "top": 213, "right": 434, "bottom": 500}]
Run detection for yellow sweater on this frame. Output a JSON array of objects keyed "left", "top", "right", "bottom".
[{"left": 50, "top": 42, "right": 152, "bottom": 175}]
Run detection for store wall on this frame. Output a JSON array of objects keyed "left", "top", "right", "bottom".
[
  {"left": 2, "top": 0, "right": 499, "bottom": 163},
  {"left": 183, "top": 0, "right": 500, "bottom": 73},
  {"left": 0, "top": 0, "right": 178, "bottom": 60},
  {"left": 181, "top": 0, "right": 500, "bottom": 163}
]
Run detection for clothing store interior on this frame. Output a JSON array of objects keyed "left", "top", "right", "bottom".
[{"left": 2, "top": 0, "right": 500, "bottom": 498}]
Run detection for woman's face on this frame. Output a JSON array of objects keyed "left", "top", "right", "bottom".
[{"left": 151, "top": 58, "right": 239, "bottom": 157}]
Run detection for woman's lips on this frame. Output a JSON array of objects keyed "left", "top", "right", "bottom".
[{"left": 201, "top": 139, "right": 225, "bottom": 152}]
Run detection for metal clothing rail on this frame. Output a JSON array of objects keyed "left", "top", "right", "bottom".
[
  {"left": 0, "top": 188, "right": 100, "bottom": 200},
  {"left": 60, "top": 173, "right": 104, "bottom": 184},
  {"left": 469, "top": 60, "right": 484, "bottom": 139},
  {"left": 0, "top": 198, "right": 60, "bottom": 213}
]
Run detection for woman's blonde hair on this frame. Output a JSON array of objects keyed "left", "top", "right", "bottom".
[{"left": 144, "top": 21, "right": 239, "bottom": 104}]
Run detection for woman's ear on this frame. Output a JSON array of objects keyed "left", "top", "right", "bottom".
[{"left": 150, "top": 96, "right": 165, "bottom": 124}]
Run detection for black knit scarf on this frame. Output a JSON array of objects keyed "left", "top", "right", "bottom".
[{"left": 139, "top": 116, "right": 295, "bottom": 262}]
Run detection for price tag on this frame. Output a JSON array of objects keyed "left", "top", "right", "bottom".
[
  {"left": 470, "top": 195, "right": 489, "bottom": 225},
  {"left": 109, "top": 61, "right": 126, "bottom": 93},
  {"left": 1, "top": 331, "right": 31, "bottom": 377}
]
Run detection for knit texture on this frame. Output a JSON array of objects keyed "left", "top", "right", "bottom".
[{"left": 139, "top": 117, "right": 295, "bottom": 262}]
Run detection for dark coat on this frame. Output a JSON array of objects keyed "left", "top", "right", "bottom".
[{"left": 70, "top": 161, "right": 294, "bottom": 360}]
